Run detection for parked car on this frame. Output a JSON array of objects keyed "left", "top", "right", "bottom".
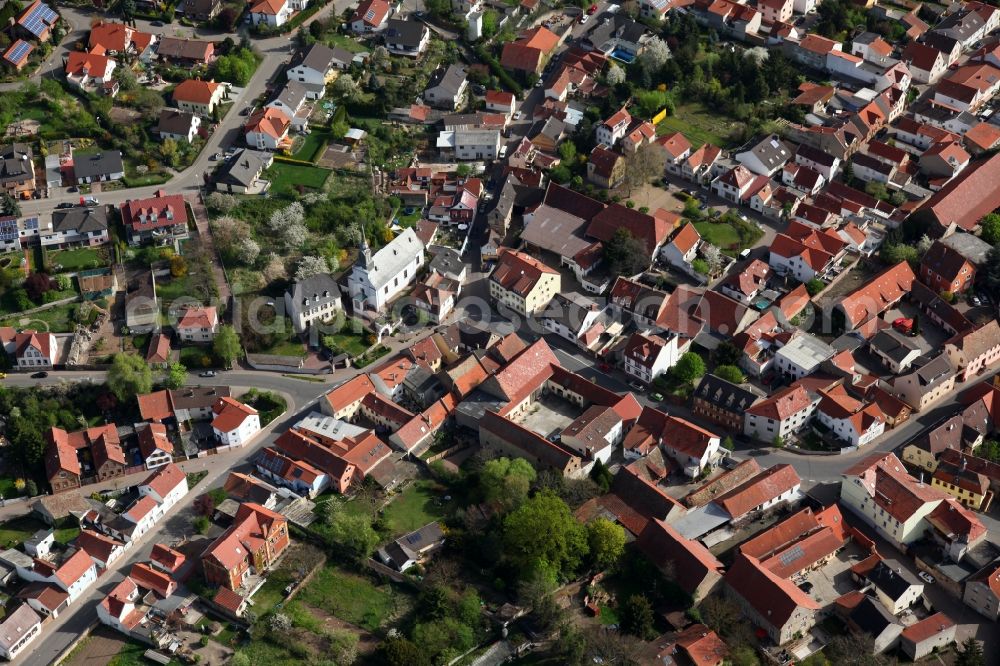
[
  {"left": 56, "top": 203, "right": 75, "bottom": 209},
  {"left": 199, "top": 370, "right": 217, "bottom": 378},
  {"left": 918, "top": 571, "right": 935, "bottom": 584},
  {"left": 650, "top": 392, "right": 664, "bottom": 401},
  {"left": 513, "top": 111, "right": 522, "bottom": 121},
  {"left": 499, "top": 145, "right": 508, "bottom": 159},
  {"left": 31, "top": 371, "right": 48, "bottom": 379},
  {"left": 971, "top": 295, "right": 982, "bottom": 306},
  {"left": 598, "top": 362, "right": 611, "bottom": 372},
  {"left": 893, "top": 317, "right": 914, "bottom": 335},
  {"left": 739, "top": 248, "right": 752, "bottom": 259},
  {"left": 579, "top": 12, "right": 589, "bottom": 23},
  {"left": 587, "top": 3, "right": 598, "bottom": 12},
  {"left": 150, "top": 20, "right": 164, "bottom": 26}
]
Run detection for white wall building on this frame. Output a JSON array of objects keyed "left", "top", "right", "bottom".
[{"left": 348, "top": 227, "right": 425, "bottom": 314}]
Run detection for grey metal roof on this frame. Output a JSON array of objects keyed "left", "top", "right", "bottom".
[
  {"left": 294, "top": 43, "right": 352, "bottom": 72},
  {"left": 272, "top": 81, "right": 308, "bottom": 112},
  {"left": 694, "top": 374, "right": 760, "bottom": 413},
  {"left": 870, "top": 329, "right": 921, "bottom": 364},
  {"left": 361, "top": 227, "right": 423, "bottom": 290},
  {"left": 156, "top": 108, "right": 198, "bottom": 136},
  {"left": 384, "top": 19, "right": 427, "bottom": 48},
  {"left": 940, "top": 232, "right": 992, "bottom": 265},
  {"left": 429, "top": 246, "right": 464, "bottom": 278},
  {"left": 0, "top": 143, "right": 33, "bottom": 184}
]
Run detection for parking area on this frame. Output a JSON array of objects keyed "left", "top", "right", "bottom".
[
  {"left": 799, "top": 546, "right": 868, "bottom": 608},
  {"left": 514, "top": 393, "right": 579, "bottom": 439}
]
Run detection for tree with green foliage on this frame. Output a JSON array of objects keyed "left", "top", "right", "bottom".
[
  {"left": 673, "top": 352, "right": 706, "bottom": 383},
  {"left": 0, "top": 193, "right": 20, "bottom": 218},
  {"left": 480, "top": 456, "right": 536, "bottom": 512},
  {"left": 980, "top": 213, "right": 1000, "bottom": 246},
  {"left": 730, "top": 645, "right": 761, "bottom": 666},
  {"left": 956, "top": 637, "right": 984, "bottom": 666},
  {"left": 722, "top": 436, "right": 734, "bottom": 451},
  {"left": 603, "top": 228, "right": 649, "bottom": 278},
  {"left": 107, "top": 353, "right": 153, "bottom": 403},
  {"left": 193, "top": 515, "right": 210, "bottom": 534},
  {"left": 805, "top": 278, "right": 825, "bottom": 296},
  {"left": 880, "top": 243, "right": 919, "bottom": 267},
  {"left": 587, "top": 518, "right": 626, "bottom": 570},
  {"left": 162, "top": 362, "right": 187, "bottom": 390},
  {"left": 321, "top": 498, "right": 380, "bottom": 560},
  {"left": 589, "top": 458, "right": 613, "bottom": 492},
  {"left": 559, "top": 140, "right": 577, "bottom": 163},
  {"left": 213, "top": 325, "right": 241, "bottom": 369},
  {"left": 713, "top": 364, "right": 744, "bottom": 384},
  {"left": 983, "top": 246, "right": 1000, "bottom": 297},
  {"left": 378, "top": 636, "right": 430, "bottom": 666},
  {"left": 714, "top": 341, "right": 741, "bottom": 366},
  {"left": 620, "top": 594, "right": 656, "bottom": 640},
  {"left": 692, "top": 258, "right": 709, "bottom": 275},
  {"left": 502, "top": 491, "right": 589, "bottom": 581}
]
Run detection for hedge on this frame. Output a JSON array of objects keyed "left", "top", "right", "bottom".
[{"left": 474, "top": 45, "right": 523, "bottom": 96}]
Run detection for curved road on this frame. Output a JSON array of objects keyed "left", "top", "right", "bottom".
[{"left": 13, "top": 0, "right": 352, "bottom": 218}]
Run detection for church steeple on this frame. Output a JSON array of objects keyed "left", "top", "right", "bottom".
[{"left": 357, "top": 227, "right": 373, "bottom": 269}]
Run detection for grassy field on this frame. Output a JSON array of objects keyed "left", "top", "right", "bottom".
[
  {"left": 296, "top": 565, "right": 410, "bottom": 631},
  {"left": 0, "top": 300, "right": 79, "bottom": 332},
  {"left": 656, "top": 102, "right": 738, "bottom": 148},
  {"left": 265, "top": 162, "right": 332, "bottom": 197},
  {"left": 382, "top": 480, "right": 448, "bottom": 538},
  {"left": 694, "top": 221, "right": 742, "bottom": 249},
  {"left": 179, "top": 346, "right": 218, "bottom": 369},
  {"left": 108, "top": 638, "right": 181, "bottom": 666},
  {"left": 47, "top": 247, "right": 108, "bottom": 272},
  {"left": 325, "top": 33, "right": 368, "bottom": 53},
  {"left": 291, "top": 130, "right": 330, "bottom": 163},
  {"left": 0, "top": 516, "right": 79, "bottom": 549}
]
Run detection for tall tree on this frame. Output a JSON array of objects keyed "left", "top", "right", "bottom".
[
  {"left": 619, "top": 594, "right": 656, "bottom": 640},
  {"left": 502, "top": 491, "right": 589, "bottom": 580},
  {"left": 162, "top": 362, "right": 187, "bottom": 389},
  {"left": 603, "top": 228, "right": 649, "bottom": 278},
  {"left": 480, "top": 456, "right": 536, "bottom": 511},
  {"left": 213, "top": 326, "right": 241, "bottom": 369},
  {"left": 107, "top": 353, "right": 153, "bottom": 403},
  {"left": 587, "top": 518, "right": 626, "bottom": 569},
  {"left": 623, "top": 142, "right": 664, "bottom": 196},
  {"left": 956, "top": 638, "right": 984, "bottom": 666}
]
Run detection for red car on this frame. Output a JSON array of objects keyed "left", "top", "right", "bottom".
[
  {"left": 599, "top": 362, "right": 611, "bottom": 372},
  {"left": 893, "top": 317, "right": 914, "bottom": 335},
  {"left": 587, "top": 3, "right": 598, "bottom": 13}
]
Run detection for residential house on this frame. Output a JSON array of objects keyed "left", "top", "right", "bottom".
[
  {"left": 3, "top": 40, "right": 34, "bottom": 72},
  {"left": 682, "top": 143, "right": 724, "bottom": 183},
  {"left": 636, "top": 520, "right": 724, "bottom": 602},
  {"left": 736, "top": 134, "right": 793, "bottom": 176},
  {"left": 501, "top": 26, "right": 559, "bottom": 75},
  {"left": 16, "top": 1, "right": 58, "bottom": 42},
  {"left": 964, "top": 559, "right": 1000, "bottom": 620},
  {"left": 73, "top": 151, "right": 124, "bottom": 185},
  {"left": 201, "top": 503, "right": 290, "bottom": 590},
  {"left": 908, "top": 151, "right": 1000, "bottom": 234},
  {"left": 0, "top": 144, "right": 35, "bottom": 199},
  {"left": 244, "top": 107, "right": 291, "bottom": 151},
  {"left": 595, "top": 107, "right": 632, "bottom": 148},
  {"left": 249, "top": 0, "right": 296, "bottom": 27},
  {"left": 176, "top": 306, "right": 218, "bottom": 342},
  {"left": 744, "top": 383, "right": 816, "bottom": 441},
  {"left": 284, "top": 272, "right": 342, "bottom": 332},
  {"left": 888, "top": 354, "right": 956, "bottom": 412},
  {"left": 211, "top": 397, "right": 261, "bottom": 447},
  {"left": 75, "top": 530, "right": 125, "bottom": 570},
  {"left": 900, "top": 613, "right": 957, "bottom": 660},
  {"left": 347, "top": 227, "right": 425, "bottom": 314},
  {"left": 944, "top": 321, "right": 1000, "bottom": 382},
  {"left": 178, "top": 0, "right": 221, "bottom": 21},
  {"left": 713, "top": 464, "right": 801, "bottom": 521},
  {"left": 287, "top": 43, "right": 350, "bottom": 96},
  {"left": 214, "top": 149, "right": 273, "bottom": 195},
  {"left": 931, "top": 459, "right": 989, "bottom": 509},
  {"left": 586, "top": 144, "right": 625, "bottom": 189},
  {"left": 902, "top": 42, "right": 948, "bottom": 84},
  {"left": 488, "top": 248, "right": 560, "bottom": 316},
  {"left": 622, "top": 332, "right": 679, "bottom": 385},
  {"left": 540, "top": 291, "right": 604, "bottom": 347},
  {"left": 155, "top": 37, "right": 215, "bottom": 64},
  {"left": 725, "top": 554, "right": 820, "bottom": 645},
  {"left": 719, "top": 259, "right": 771, "bottom": 304},
  {"left": 693, "top": 374, "right": 760, "bottom": 431},
  {"left": 383, "top": 19, "right": 430, "bottom": 57},
  {"left": 19, "top": 548, "right": 97, "bottom": 606},
  {"left": 137, "top": 423, "right": 173, "bottom": 470},
  {"left": 266, "top": 81, "right": 310, "bottom": 131},
  {"left": 864, "top": 558, "right": 925, "bottom": 614},
  {"left": 377, "top": 522, "right": 445, "bottom": 571},
  {"left": 660, "top": 223, "right": 702, "bottom": 275},
  {"left": 661, "top": 416, "right": 721, "bottom": 478},
  {"left": 155, "top": 109, "right": 201, "bottom": 143},
  {"left": 657, "top": 132, "right": 693, "bottom": 176},
  {"left": 120, "top": 191, "right": 189, "bottom": 246},
  {"left": 424, "top": 64, "right": 467, "bottom": 111},
  {"left": 816, "top": 385, "right": 886, "bottom": 447},
  {"left": 349, "top": 0, "right": 390, "bottom": 33},
  {"left": 255, "top": 448, "right": 328, "bottom": 498},
  {"left": 88, "top": 21, "right": 155, "bottom": 59},
  {"left": 921, "top": 240, "right": 976, "bottom": 295},
  {"left": 844, "top": 595, "right": 903, "bottom": 655},
  {"left": 712, "top": 165, "right": 757, "bottom": 203},
  {"left": 0, "top": 605, "right": 41, "bottom": 661},
  {"left": 485, "top": 90, "right": 516, "bottom": 116},
  {"left": 837, "top": 261, "right": 916, "bottom": 332},
  {"left": 11, "top": 330, "right": 58, "bottom": 369},
  {"left": 172, "top": 78, "right": 225, "bottom": 116},
  {"left": 480, "top": 411, "right": 586, "bottom": 478}
]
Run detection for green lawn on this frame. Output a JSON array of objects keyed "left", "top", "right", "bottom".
[
  {"left": 694, "top": 221, "right": 741, "bottom": 249},
  {"left": 254, "top": 330, "right": 305, "bottom": 358},
  {"left": 325, "top": 33, "right": 368, "bottom": 53},
  {"left": 265, "top": 162, "right": 332, "bottom": 197},
  {"left": 0, "top": 300, "right": 80, "bottom": 332},
  {"left": 381, "top": 480, "right": 448, "bottom": 538},
  {"left": 296, "top": 565, "right": 409, "bottom": 631},
  {"left": 179, "top": 346, "right": 219, "bottom": 369},
  {"left": 47, "top": 247, "right": 108, "bottom": 272},
  {"left": 290, "top": 130, "right": 330, "bottom": 163},
  {"left": 323, "top": 318, "right": 371, "bottom": 357},
  {"left": 154, "top": 274, "right": 193, "bottom": 304},
  {"left": 0, "top": 516, "right": 78, "bottom": 549},
  {"left": 656, "top": 102, "right": 737, "bottom": 148}
]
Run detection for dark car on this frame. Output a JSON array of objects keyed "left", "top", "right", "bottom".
[
  {"left": 56, "top": 203, "right": 75, "bottom": 209},
  {"left": 67, "top": 186, "right": 78, "bottom": 193},
  {"left": 150, "top": 20, "right": 164, "bottom": 26},
  {"left": 31, "top": 371, "right": 48, "bottom": 379}
]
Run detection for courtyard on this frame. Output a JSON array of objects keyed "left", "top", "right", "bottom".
[{"left": 513, "top": 393, "right": 580, "bottom": 440}]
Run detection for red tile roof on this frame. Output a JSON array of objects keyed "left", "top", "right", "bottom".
[
  {"left": 673, "top": 624, "right": 729, "bottom": 666},
  {"left": 177, "top": 306, "right": 217, "bottom": 331},
  {"left": 141, "top": 462, "right": 186, "bottom": 500},
  {"left": 839, "top": 261, "right": 916, "bottom": 328},
  {"left": 901, "top": 612, "right": 954, "bottom": 644},
  {"left": 172, "top": 78, "right": 221, "bottom": 105},
  {"left": 54, "top": 549, "right": 94, "bottom": 589},
  {"left": 664, "top": 416, "right": 720, "bottom": 458},
  {"left": 138, "top": 423, "right": 173, "bottom": 459},
  {"left": 714, "top": 464, "right": 800, "bottom": 519},
  {"left": 138, "top": 390, "right": 173, "bottom": 422},
  {"left": 246, "top": 107, "right": 291, "bottom": 140},
  {"left": 745, "top": 384, "right": 812, "bottom": 421},
  {"left": 150, "top": 543, "right": 186, "bottom": 573},
  {"left": 914, "top": 151, "right": 1000, "bottom": 230},
  {"left": 726, "top": 554, "right": 820, "bottom": 630},
  {"left": 490, "top": 248, "right": 559, "bottom": 297},
  {"left": 350, "top": 0, "right": 389, "bottom": 25},
  {"left": 636, "top": 519, "right": 724, "bottom": 596},
  {"left": 211, "top": 397, "right": 258, "bottom": 433},
  {"left": 75, "top": 529, "right": 122, "bottom": 565},
  {"left": 213, "top": 586, "right": 246, "bottom": 613}
]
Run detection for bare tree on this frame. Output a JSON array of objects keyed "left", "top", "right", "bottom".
[{"left": 624, "top": 143, "right": 666, "bottom": 198}]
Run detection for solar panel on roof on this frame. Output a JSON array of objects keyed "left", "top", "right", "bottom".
[
  {"left": 24, "top": 217, "right": 38, "bottom": 230},
  {"left": 20, "top": 2, "right": 56, "bottom": 37},
  {"left": 778, "top": 544, "right": 805, "bottom": 567},
  {"left": 6, "top": 41, "right": 31, "bottom": 63},
  {"left": 364, "top": 8, "right": 376, "bottom": 20}
]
